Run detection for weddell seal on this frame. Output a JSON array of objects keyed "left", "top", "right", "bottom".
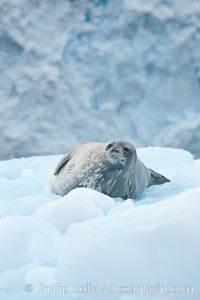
[{"left": 50, "top": 141, "right": 170, "bottom": 199}]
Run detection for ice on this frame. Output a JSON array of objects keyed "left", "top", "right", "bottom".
[
  {"left": 15, "top": 195, "right": 58, "bottom": 216},
  {"left": 33, "top": 189, "right": 106, "bottom": 234},
  {"left": 26, "top": 266, "right": 56, "bottom": 286},
  {"left": 0, "top": 147, "right": 200, "bottom": 299},
  {"left": 0, "top": 264, "right": 37, "bottom": 292},
  {"left": 57, "top": 188, "right": 200, "bottom": 286},
  {"left": 0, "top": 216, "right": 60, "bottom": 271},
  {"left": 0, "top": 0, "right": 200, "bottom": 160}
]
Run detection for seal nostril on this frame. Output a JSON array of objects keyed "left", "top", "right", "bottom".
[{"left": 112, "top": 149, "right": 118, "bottom": 153}]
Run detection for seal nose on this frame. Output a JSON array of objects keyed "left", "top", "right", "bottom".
[{"left": 111, "top": 146, "right": 120, "bottom": 153}]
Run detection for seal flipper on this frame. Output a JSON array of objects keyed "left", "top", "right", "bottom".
[
  {"left": 54, "top": 151, "right": 73, "bottom": 175},
  {"left": 148, "top": 168, "right": 170, "bottom": 186}
]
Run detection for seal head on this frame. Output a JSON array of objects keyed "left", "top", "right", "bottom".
[{"left": 103, "top": 141, "right": 136, "bottom": 169}]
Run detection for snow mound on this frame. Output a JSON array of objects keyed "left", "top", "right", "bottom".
[{"left": 0, "top": 147, "right": 200, "bottom": 299}]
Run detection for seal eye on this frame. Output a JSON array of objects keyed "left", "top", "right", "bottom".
[
  {"left": 123, "top": 147, "right": 130, "bottom": 152},
  {"left": 106, "top": 143, "right": 113, "bottom": 150}
]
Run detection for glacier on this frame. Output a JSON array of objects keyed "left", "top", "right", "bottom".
[
  {"left": 0, "top": 147, "right": 200, "bottom": 299},
  {"left": 0, "top": 0, "right": 200, "bottom": 160}
]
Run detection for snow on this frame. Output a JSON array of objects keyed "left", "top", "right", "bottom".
[
  {"left": 0, "top": 216, "right": 60, "bottom": 271},
  {"left": 33, "top": 189, "right": 105, "bottom": 234},
  {"left": 0, "top": 0, "right": 200, "bottom": 160},
  {"left": 57, "top": 188, "right": 200, "bottom": 291},
  {"left": 0, "top": 147, "right": 200, "bottom": 299}
]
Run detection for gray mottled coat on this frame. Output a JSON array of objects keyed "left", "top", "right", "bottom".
[{"left": 50, "top": 141, "right": 169, "bottom": 199}]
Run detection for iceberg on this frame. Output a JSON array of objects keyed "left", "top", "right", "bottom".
[{"left": 0, "top": 147, "right": 199, "bottom": 299}]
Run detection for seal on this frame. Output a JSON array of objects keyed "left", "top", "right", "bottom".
[{"left": 50, "top": 141, "right": 170, "bottom": 199}]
